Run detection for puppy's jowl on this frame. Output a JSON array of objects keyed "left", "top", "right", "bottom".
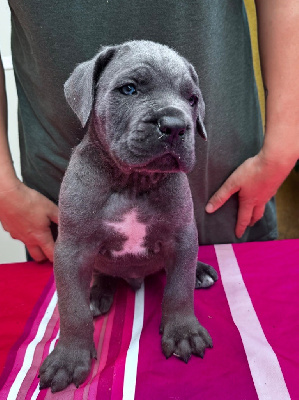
[{"left": 39, "top": 40, "right": 218, "bottom": 393}]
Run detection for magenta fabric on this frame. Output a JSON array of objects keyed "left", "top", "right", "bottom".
[
  {"left": 0, "top": 239, "right": 298, "bottom": 399},
  {"left": 135, "top": 247, "right": 259, "bottom": 400},
  {"left": 232, "top": 240, "right": 299, "bottom": 400}
]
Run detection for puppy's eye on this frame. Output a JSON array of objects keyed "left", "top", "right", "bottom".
[
  {"left": 119, "top": 84, "right": 137, "bottom": 96},
  {"left": 189, "top": 95, "right": 198, "bottom": 107}
]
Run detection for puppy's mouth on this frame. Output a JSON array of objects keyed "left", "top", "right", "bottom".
[{"left": 110, "top": 138, "right": 195, "bottom": 174}]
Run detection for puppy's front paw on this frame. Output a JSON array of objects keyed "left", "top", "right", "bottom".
[
  {"left": 39, "top": 343, "right": 96, "bottom": 393},
  {"left": 160, "top": 315, "right": 212, "bottom": 363},
  {"left": 195, "top": 261, "right": 218, "bottom": 289}
]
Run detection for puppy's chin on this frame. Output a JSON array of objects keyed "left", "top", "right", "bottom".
[
  {"left": 141, "top": 154, "right": 182, "bottom": 173},
  {"left": 117, "top": 153, "right": 194, "bottom": 174}
]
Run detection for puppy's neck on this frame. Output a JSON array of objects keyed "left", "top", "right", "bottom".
[{"left": 112, "top": 169, "right": 167, "bottom": 194}]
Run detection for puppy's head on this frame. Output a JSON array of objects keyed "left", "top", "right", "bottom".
[{"left": 65, "top": 40, "right": 207, "bottom": 174}]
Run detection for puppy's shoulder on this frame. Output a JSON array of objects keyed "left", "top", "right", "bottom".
[{"left": 60, "top": 137, "right": 111, "bottom": 212}]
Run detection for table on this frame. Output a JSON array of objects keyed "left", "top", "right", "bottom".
[{"left": 0, "top": 240, "right": 298, "bottom": 399}]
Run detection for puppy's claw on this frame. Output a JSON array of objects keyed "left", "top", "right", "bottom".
[
  {"left": 176, "top": 339, "right": 192, "bottom": 363},
  {"left": 181, "top": 353, "right": 191, "bottom": 364},
  {"left": 162, "top": 337, "right": 175, "bottom": 359},
  {"left": 183, "top": 356, "right": 191, "bottom": 364},
  {"left": 91, "top": 347, "right": 97, "bottom": 360}
]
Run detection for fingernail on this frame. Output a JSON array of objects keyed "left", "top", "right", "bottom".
[{"left": 205, "top": 203, "right": 214, "bottom": 213}]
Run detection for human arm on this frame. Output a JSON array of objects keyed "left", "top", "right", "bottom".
[
  {"left": 205, "top": 0, "right": 299, "bottom": 238},
  {"left": 0, "top": 54, "right": 58, "bottom": 261}
]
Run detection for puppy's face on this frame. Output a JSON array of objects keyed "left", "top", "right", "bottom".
[{"left": 65, "top": 41, "right": 207, "bottom": 173}]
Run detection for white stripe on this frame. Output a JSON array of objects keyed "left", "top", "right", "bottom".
[
  {"left": 2, "top": 55, "right": 13, "bottom": 71},
  {"left": 30, "top": 328, "right": 60, "bottom": 399},
  {"left": 7, "top": 291, "right": 58, "bottom": 400},
  {"left": 31, "top": 384, "right": 40, "bottom": 400},
  {"left": 49, "top": 329, "right": 60, "bottom": 353},
  {"left": 215, "top": 244, "right": 291, "bottom": 400},
  {"left": 122, "top": 283, "right": 145, "bottom": 400}
]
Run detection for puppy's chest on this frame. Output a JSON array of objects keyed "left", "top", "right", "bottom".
[{"left": 101, "top": 207, "right": 164, "bottom": 258}]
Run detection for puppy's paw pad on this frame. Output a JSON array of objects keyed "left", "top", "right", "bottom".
[{"left": 195, "top": 261, "right": 218, "bottom": 289}]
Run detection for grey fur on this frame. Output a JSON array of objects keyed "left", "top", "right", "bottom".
[{"left": 39, "top": 40, "right": 217, "bottom": 393}]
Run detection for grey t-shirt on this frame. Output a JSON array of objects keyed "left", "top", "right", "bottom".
[{"left": 8, "top": 0, "right": 277, "bottom": 244}]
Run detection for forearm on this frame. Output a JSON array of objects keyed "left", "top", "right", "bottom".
[
  {"left": 255, "top": 0, "right": 299, "bottom": 170},
  {"left": 0, "top": 56, "right": 58, "bottom": 261},
  {"left": 0, "top": 55, "right": 20, "bottom": 193}
]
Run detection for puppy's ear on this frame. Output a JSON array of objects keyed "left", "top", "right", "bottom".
[
  {"left": 64, "top": 46, "right": 119, "bottom": 127},
  {"left": 184, "top": 60, "right": 208, "bottom": 141},
  {"left": 197, "top": 115, "right": 207, "bottom": 141},
  {"left": 196, "top": 96, "right": 207, "bottom": 141}
]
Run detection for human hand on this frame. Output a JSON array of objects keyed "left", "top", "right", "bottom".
[
  {"left": 0, "top": 181, "right": 58, "bottom": 262},
  {"left": 205, "top": 152, "right": 293, "bottom": 239}
]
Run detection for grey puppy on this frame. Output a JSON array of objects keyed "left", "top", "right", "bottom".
[{"left": 39, "top": 40, "right": 218, "bottom": 393}]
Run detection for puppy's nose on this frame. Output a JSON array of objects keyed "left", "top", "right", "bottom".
[{"left": 158, "top": 116, "right": 187, "bottom": 138}]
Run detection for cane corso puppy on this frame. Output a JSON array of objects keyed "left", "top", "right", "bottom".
[{"left": 39, "top": 40, "right": 218, "bottom": 392}]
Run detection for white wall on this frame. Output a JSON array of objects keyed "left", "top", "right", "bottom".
[{"left": 0, "top": 0, "right": 26, "bottom": 262}]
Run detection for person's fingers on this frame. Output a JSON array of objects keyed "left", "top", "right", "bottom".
[
  {"left": 206, "top": 177, "right": 240, "bottom": 214},
  {"left": 249, "top": 205, "right": 265, "bottom": 227},
  {"left": 38, "top": 231, "right": 55, "bottom": 262},
  {"left": 235, "top": 200, "right": 254, "bottom": 238},
  {"left": 27, "top": 245, "right": 47, "bottom": 263},
  {"left": 48, "top": 203, "right": 59, "bottom": 225}
]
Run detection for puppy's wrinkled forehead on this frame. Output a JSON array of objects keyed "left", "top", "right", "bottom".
[{"left": 100, "top": 41, "right": 198, "bottom": 89}]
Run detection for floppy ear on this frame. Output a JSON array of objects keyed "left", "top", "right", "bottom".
[
  {"left": 64, "top": 46, "right": 119, "bottom": 127},
  {"left": 196, "top": 95, "right": 207, "bottom": 141},
  {"left": 196, "top": 115, "right": 207, "bottom": 141},
  {"left": 184, "top": 60, "right": 208, "bottom": 141}
]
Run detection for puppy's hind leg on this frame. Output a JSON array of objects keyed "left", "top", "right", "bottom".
[
  {"left": 195, "top": 261, "right": 218, "bottom": 289},
  {"left": 90, "top": 273, "right": 119, "bottom": 317}
]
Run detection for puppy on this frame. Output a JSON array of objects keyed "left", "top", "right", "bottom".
[{"left": 39, "top": 40, "right": 218, "bottom": 393}]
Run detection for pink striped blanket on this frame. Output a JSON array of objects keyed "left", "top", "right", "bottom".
[{"left": 0, "top": 240, "right": 298, "bottom": 399}]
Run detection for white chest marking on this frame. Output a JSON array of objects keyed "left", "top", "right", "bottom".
[{"left": 106, "top": 209, "right": 147, "bottom": 257}]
